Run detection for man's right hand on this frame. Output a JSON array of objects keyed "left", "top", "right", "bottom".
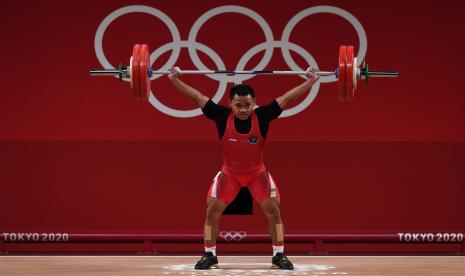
[
  {"left": 305, "top": 67, "right": 320, "bottom": 83},
  {"left": 168, "top": 66, "right": 182, "bottom": 80}
]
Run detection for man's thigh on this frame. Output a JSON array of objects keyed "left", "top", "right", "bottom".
[{"left": 207, "top": 171, "right": 242, "bottom": 205}]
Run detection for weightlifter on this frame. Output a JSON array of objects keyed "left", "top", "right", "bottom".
[{"left": 168, "top": 66, "right": 319, "bottom": 270}]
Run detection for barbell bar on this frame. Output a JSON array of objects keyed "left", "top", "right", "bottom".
[{"left": 90, "top": 44, "right": 399, "bottom": 102}]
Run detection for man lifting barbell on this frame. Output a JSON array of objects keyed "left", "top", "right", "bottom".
[
  {"left": 168, "top": 66, "right": 319, "bottom": 270},
  {"left": 89, "top": 43, "right": 398, "bottom": 270}
]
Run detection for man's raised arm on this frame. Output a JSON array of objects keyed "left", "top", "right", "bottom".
[
  {"left": 275, "top": 67, "right": 319, "bottom": 109},
  {"left": 168, "top": 67, "right": 209, "bottom": 109}
]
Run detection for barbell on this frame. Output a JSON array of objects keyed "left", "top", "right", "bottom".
[{"left": 90, "top": 44, "right": 398, "bottom": 102}]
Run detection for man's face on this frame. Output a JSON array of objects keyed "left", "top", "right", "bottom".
[{"left": 229, "top": 94, "right": 256, "bottom": 120}]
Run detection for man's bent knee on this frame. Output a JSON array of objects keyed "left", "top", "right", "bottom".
[
  {"left": 260, "top": 198, "right": 280, "bottom": 212},
  {"left": 206, "top": 197, "right": 227, "bottom": 218}
]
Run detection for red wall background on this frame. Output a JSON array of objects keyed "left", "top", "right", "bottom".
[{"left": 1, "top": 0, "right": 464, "bottom": 249}]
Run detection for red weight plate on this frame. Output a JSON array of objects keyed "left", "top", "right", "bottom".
[
  {"left": 131, "top": 44, "right": 141, "bottom": 99},
  {"left": 338, "top": 45, "right": 347, "bottom": 101},
  {"left": 345, "top": 45, "right": 355, "bottom": 101},
  {"left": 138, "top": 44, "right": 151, "bottom": 101}
]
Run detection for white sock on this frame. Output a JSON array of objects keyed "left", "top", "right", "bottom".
[
  {"left": 273, "top": 245, "right": 284, "bottom": 256},
  {"left": 205, "top": 246, "right": 216, "bottom": 256}
]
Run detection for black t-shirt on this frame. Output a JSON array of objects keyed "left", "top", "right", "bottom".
[{"left": 202, "top": 99, "right": 283, "bottom": 139}]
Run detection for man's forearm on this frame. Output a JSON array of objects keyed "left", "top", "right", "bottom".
[
  {"left": 276, "top": 79, "right": 317, "bottom": 109},
  {"left": 169, "top": 77, "right": 208, "bottom": 108},
  {"left": 285, "top": 79, "right": 316, "bottom": 101}
]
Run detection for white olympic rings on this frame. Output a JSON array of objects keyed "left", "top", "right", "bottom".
[
  {"left": 219, "top": 231, "right": 247, "bottom": 241},
  {"left": 94, "top": 5, "right": 367, "bottom": 118}
]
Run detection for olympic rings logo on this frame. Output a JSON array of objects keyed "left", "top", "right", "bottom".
[
  {"left": 94, "top": 5, "right": 367, "bottom": 118},
  {"left": 219, "top": 231, "right": 247, "bottom": 241}
]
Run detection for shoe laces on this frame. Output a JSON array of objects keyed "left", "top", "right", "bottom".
[
  {"left": 200, "top": 253, "right": 211, "bottom": 262},
  {"left": 278, "top": 255, "right": 290, "bottom": 264}
]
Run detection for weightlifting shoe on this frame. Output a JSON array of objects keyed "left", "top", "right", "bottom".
[
  {"left": 194, "top": 252, "right": 219, "bottom": 270},
  {"left": 271, "top": 253, "right": 294, "bottom": 270}
]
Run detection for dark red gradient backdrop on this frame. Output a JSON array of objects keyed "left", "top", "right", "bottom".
[{"left": 1, "top": 0, "right": 464, "bottom": 249}]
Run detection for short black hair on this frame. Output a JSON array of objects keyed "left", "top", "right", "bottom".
[{"left": 229, "top": 84, "right": 255, "bottom": 100}]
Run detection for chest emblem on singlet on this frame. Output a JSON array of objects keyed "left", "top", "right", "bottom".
[{"left": 248, "top": 136, "right": 259, "bottom": 144}]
